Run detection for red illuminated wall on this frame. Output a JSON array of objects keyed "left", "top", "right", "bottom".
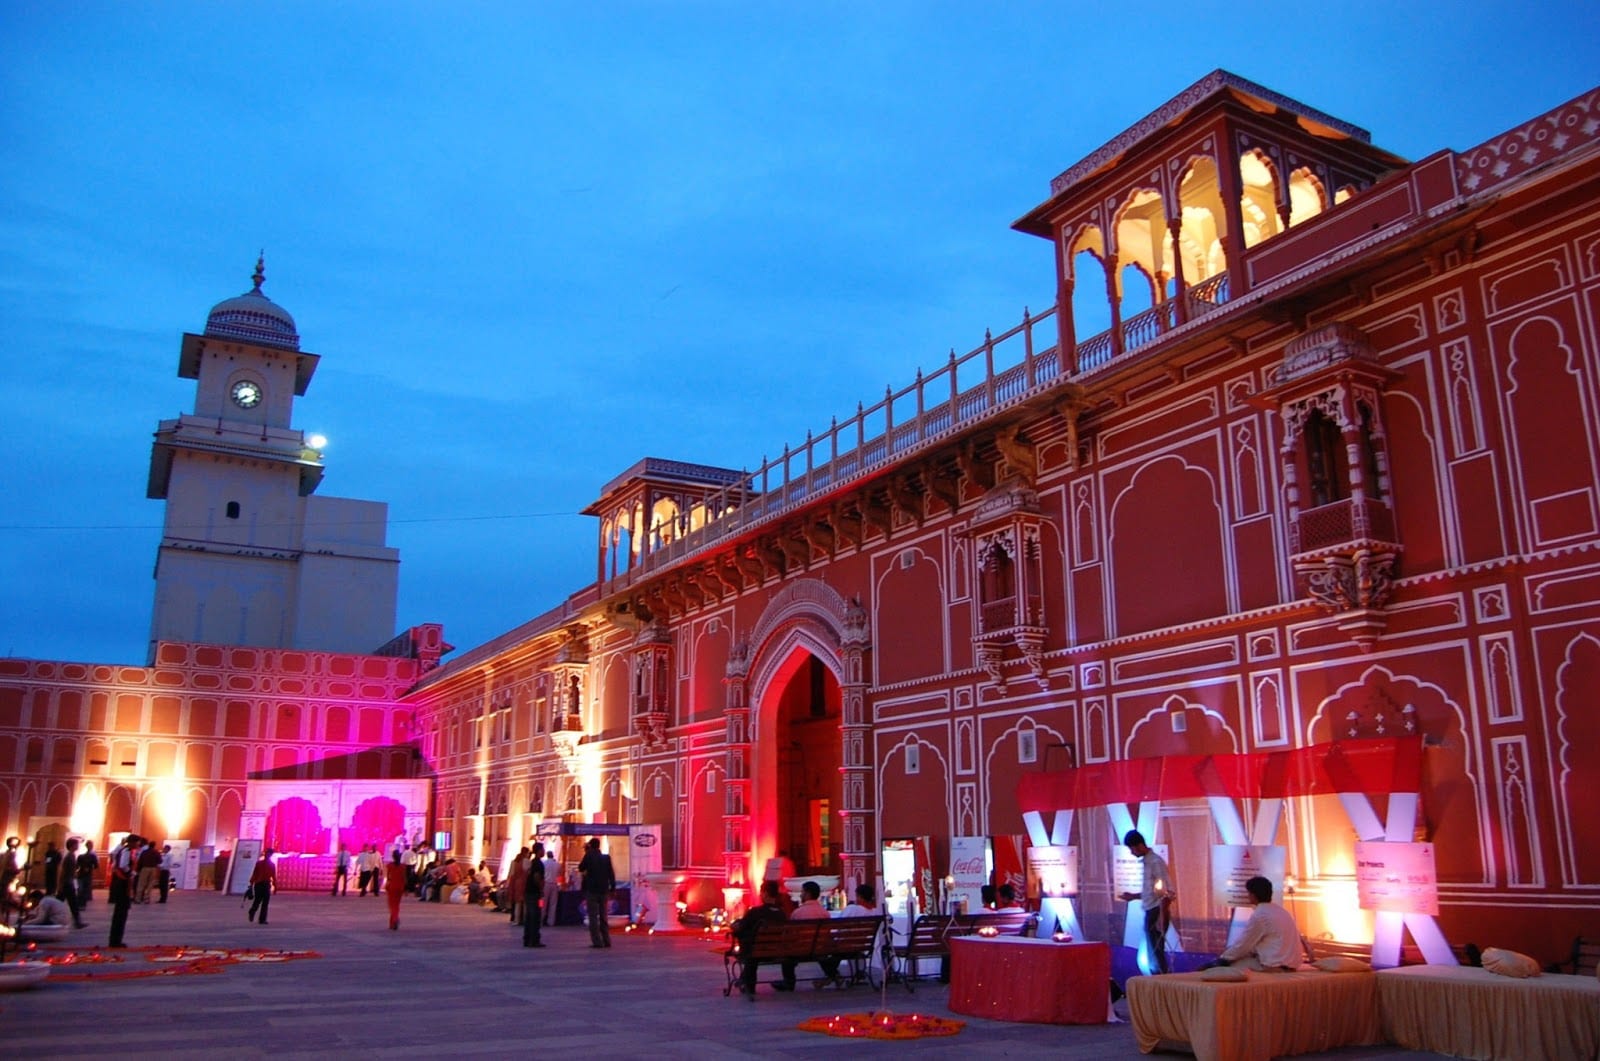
[{"left": 0, "top": 639, "right": 424, "bottom": 855}]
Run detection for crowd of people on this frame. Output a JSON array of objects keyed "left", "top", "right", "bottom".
[{"left": 7, "top": 827, "right": 1312, "bottom": 992}]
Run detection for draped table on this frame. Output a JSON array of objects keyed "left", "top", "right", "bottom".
[
  {"left": 1126, "top": 969, "right": 1381, "bottom": 1061},
  {"left": 947, "top": 935, "right": 1110, "bottom": 1024},
  {"left": 1375, "top": 965, "right": 1600, "bottom": 1060}
]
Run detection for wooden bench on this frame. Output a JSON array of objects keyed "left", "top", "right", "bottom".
[
  {"left": 723, "top": 917, "right": 884, "bottom": 998},
  {"left": 894, "top": 910, "right": 1034, "bottom": 990}
]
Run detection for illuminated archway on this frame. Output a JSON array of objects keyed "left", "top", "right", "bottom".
[{"left": 742, "top": 581, "right": 856, "bottom": 885}]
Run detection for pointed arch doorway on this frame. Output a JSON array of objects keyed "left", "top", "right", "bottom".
[
  {"left": 728, "top": 579, "right": 872, "bottom": 896},
  {"left": 757, "top": 651, "right": 843, "bottom": 877}
]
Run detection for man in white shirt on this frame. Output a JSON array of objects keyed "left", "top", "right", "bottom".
[
  {"left": 1119, "top": 829, "right": 1175, "bottom": 973},
  {"left": 402, "top": 845, "right": 421, "bottom": 894},
  {"left": 27, "top": 890, "right": 74, "bottom": 927},
  {"left": 540, "top": 849, "right": 559, "bottom": 925},
  {"left": 1214, "top": 876, "right": 1303, "bottom": 971},
  {"left": 842, "top": 883, "right": 877, "bottom": 918},
  {"left": 779, "top": 880, "right": 836, "bottom": 990},
  {"left": 158, "top": 844, "right": 179, "bottom": 903}
]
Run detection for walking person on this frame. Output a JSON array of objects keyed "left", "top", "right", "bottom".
[
  {"left": 107, "top": 834, "right": 141, "bottom": 948},
  {"left": 57, "top": 836, "right": 88, "bottom": 928},
  {"left": 332, "top": 844, "right": 351, "bottom": 896},
  {"left": 383, "top": 849, "right": 407, "bottom": 930},
  {"left": 522, "top": 844, "right": 546, "bottom": 947},
  {"left": 578, "top": 837, "right": 615, "bottom": 949},
  {"left": 1119, "top": 829, "right": 1175, "bottom": 974},
  {"left": 247, "top": 847, "right": 276, "bottom": 925}
]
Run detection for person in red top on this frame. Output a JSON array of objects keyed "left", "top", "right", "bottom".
[
  {"left": 247, "top": 848, "right": 276, "bottom": 925},
  {"left": 383, "top": 849, "right": 408, "bottom": 930}
]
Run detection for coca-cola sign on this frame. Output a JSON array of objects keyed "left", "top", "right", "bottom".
[{"left": 948, "top": 836, "right": 990, "bottom": 913}]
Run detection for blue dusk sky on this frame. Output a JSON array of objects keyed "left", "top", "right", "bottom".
[{"left": 2, "top": 3, "right": 1597, "bottom": 666}]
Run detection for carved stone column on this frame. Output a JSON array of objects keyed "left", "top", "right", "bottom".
[
  {"left": 837, "top": 596, "right": 873, "bottom": 895},
  {"left": 721, "top": 642, "right": 752, "bottom": 896}
]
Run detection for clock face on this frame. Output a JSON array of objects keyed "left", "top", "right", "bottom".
[{"left": 230, "top": 380, "right": 263, "bottom": 409}]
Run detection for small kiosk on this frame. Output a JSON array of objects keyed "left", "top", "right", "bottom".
[{"left": 534, "top": 821, "right": 640, "bottom": 927}]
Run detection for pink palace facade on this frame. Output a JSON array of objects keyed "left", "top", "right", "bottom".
[{"left": 3, "top": 72, "right": 1598, "bottom": 964}]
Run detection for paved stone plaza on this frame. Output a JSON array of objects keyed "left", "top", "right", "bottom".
[{"left": 3, "top": 890, "right": 1445, "bottom": 1058}]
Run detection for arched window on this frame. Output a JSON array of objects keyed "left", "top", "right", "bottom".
[
  {"left": 1238, "top": 149, "right": 1282, "bottom": 248},
  {"left": 1114, "top": 188, "right": 1171, "bottom": 348},
  {"left": 1066, "top": 225, "right": 1110, "bottom": 367},
  {"left": 1288, "top": 167, "right": 1327, "bottom": 227},
  {"left": 1177, "top": 156, "right": 1227, "bottom": 283}
]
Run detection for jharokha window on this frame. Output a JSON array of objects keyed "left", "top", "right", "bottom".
[{"left": 964, "top": 484, "right": 1051, "bottom": 690}]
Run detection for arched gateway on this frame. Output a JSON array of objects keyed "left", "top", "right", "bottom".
[{"left": 721, "top": 580, "right": 872, "bottom": 900}]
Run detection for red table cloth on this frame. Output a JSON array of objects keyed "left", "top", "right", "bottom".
[{"left": 947, "top": 935, "right": 1110, "bottom": 1024}]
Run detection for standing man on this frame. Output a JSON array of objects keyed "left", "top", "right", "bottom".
[
  {"left": 578, "top": 838, "right": 615, "bottom": 949},
  {"left": 541, "top": 845, "right": 559, "bottom": 926},
  {"left": 77, "top": 840, "right": 99, "bottom": 908},
  {"left": 247, "top": 848, "right": 276, "bottom": 925},
  {"left": 158, "top": 844, "right": 178, "bottom": 903},
  {"left": 506, "top": 847, "right": 529, "bottom": 924},
  {"left": 0, "top": 836, "right": 21, "bottom": 895},
  {"left": 331, "top": 844, "right": 351, "bottom": 897},
  {"left": 134, "top": 839, "right": 161, "bottom": 903},
  {"left": 107, "top": 834, "right": 141, "bottom": 948},
  {"left": 57, "top": 837, "right": 88, "bottom": 928},
  {"left": 356, "top": 845, "right": 378, "bottom": 897},
  {"left": 402, "top": 843, "right": 421, "bottom": 894},
  {"left": 1119, "top": 830, "right": 1175, "bottom": 974},
  {"left": 522, "top": 843, "right": 547, "bottom": 947},
  {"left": 42, "top": 841, "right": 62, "bottom": 894}
]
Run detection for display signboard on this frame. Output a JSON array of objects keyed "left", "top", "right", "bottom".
[
  {"left": 1355, "top": 841, "right": 1439, "bottom": 915},
  {"left": 225, "top": 839, "right": 262, "bottom": 896},
  {"left": 630, "top": 825, "right": 663, "bottom": 878},
  {"left": 1027, "top": 845, "right": 1079, "bottom": 898},
  {"left": 165, "top": 840, "right": 192, "bottom": 890},
  {"left": 1211, "top": 845, "right": 1287, "bottom": 907},
  {"left": 948, "top": 835, "right": 989, "bottom": 913},
  {"left": 1112, "top": 843, "right": 1168, "bottom": 897}
]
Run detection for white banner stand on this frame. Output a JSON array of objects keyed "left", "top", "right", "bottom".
[
  {"left": 1339, "top": 791, "right": 1455, "bottom": 967},
  {"left": 1021, "top": 809, "right": 1080, "bottom": 939}
]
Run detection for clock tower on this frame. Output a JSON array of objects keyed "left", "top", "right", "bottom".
[{"left": 146, "top": 258, "right": 400, "bottom": 659}]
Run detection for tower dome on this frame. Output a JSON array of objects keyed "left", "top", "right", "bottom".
[{"left": 203, "top": 254, "right": 300, "bottom": 350}]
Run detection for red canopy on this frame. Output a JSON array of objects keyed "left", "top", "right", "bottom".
[{"left": 1016, "top": 737, "right": 1422, "bottom": 813}]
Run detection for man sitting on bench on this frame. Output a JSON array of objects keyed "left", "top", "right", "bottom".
[
  {"left": 733, "top": 881, "right": 788, "bottom": 999},
  {"left": 781, "top": 880, "right": 837, "bottom": 990}
]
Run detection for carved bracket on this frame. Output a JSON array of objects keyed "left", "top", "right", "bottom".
[{"left": 1295, "top": 548, "right": 1399, "bottom": 650}]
